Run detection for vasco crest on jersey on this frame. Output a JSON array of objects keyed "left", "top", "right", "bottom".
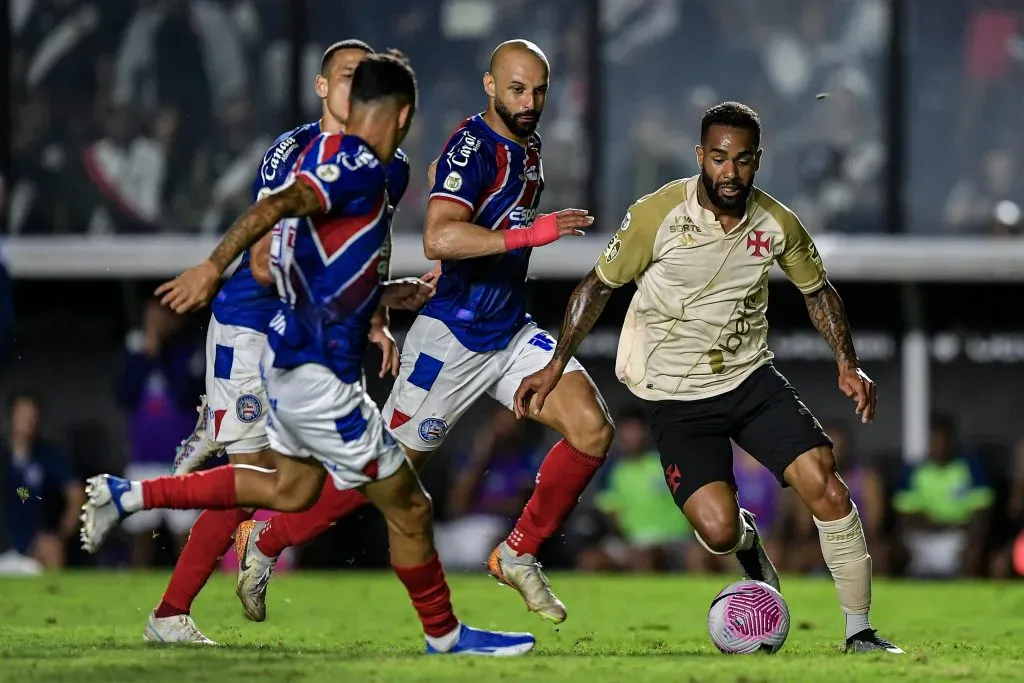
[{"left": 236, "top": 394, "right": 263, "bottom": 423}]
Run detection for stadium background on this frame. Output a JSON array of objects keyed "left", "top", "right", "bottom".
[{"left": 1, "top": 0, "right": 1023, "bottom": 580}]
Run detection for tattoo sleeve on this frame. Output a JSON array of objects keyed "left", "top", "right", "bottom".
[
  {"left": 208, "top": 179, "right": 322, "bottom": 272},
  {"left": 804, "top": 280, "right": 859, "bottom": 370},
  {"left": 551, "top": 269, "right": 615, "bottom": 367}
]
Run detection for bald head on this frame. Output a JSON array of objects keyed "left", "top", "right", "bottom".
[
  {"left": 484, "top": 40, "right": 549, "bottom": 140},
  {"left": 488, "top": 39, "right": 549, "bottom": 77}
]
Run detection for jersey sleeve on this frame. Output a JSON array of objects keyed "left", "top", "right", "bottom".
[
  {"left": 775, "top": 207, "right": 827, "bottom": 294},
  {"left": 594, "top": 197, "right": 665, "bottom": 288},
  {"left": 385, "top": 148, "right": 411, "bottom": 209},
  {"left": 428, "top": 128, "right": 494, "bottom": 212},
  {"left": 294, "top": 135, "right": 383, "bottom": 213},
  {"left": 253, "top": 133, "right": 305, "bottom": 201}
]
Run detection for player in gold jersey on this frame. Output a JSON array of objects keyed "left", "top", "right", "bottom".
[{"left": 514, "top": 102, "right": 902, "bottom": 654}]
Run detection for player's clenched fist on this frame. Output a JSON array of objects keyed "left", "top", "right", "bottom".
[{"left": 155, "top": 260, "right": 221, "bottom": 314}]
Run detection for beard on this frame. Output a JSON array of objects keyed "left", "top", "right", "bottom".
[
  {"left": 700, "top": 168, "right": 752, "bottom": 210},
  {"left": 495, "top": 98, "right": 541, "bottom": 138}
]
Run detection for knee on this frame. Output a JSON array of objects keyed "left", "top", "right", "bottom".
[
  {"left": 691, "top": 507, "right": 743, "bottom": 554},
  {"left": 565, "top": 406, "right": 615, "bottom": 458}
]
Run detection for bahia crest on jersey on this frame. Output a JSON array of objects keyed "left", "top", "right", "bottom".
[{"left": 421, "top": 114, "right": 545, "bottom": 353}]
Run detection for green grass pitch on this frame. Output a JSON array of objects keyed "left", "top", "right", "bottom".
[{"left": 0, "top": 572, "right": 1019, "bottom": 682}]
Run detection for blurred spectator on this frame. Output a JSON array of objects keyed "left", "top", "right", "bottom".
[
  {"left": 2, "top": 391, "right": 84, "bottom": 570},
  {"left": 115, "top": 299, "right": 203, "bottom": 566},
  {"left": 434, "top": 406, "right": 540, "bottom": 570},
  {"left": 942, "top": 147, "right": 1023, "bottom": 234},
  {"left": 577, "top": 407, "right": 691, "bottom": 573},
  {"left": 894, "top": 413, "right": 994, "bottom": 578},
  {"left": 188, "top": 94, "right": 272, "bottom": 234},
  {"left": 113, "top": 0, "right": 247, "bottom": 209},
  {"left": 75, "top": 104, "right": 168, "bottom": 234}
]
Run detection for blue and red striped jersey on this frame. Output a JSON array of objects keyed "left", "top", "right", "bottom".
[
  {"left": 421, "top": 114, "right": 544, "bottom": 352},
  {"left": 212, "top": 121, "right": 409, "bottom": 335},
  {"left": 266, "top": 132, "right": 392, "bottom": 383}
]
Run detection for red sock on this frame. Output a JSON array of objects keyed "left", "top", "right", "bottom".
[
  {"left": 507, "top": 439, "right": 604, "bottom": 556},
  {"left": 142, "top": 465, "right": 238, "bottom": 510},
  {"left": 256, "top": 480, "right": 369, "bottom": 557},
  {"left": 154, "top": 507, "right": 253, "bottom": 618},
  {"left": 392, "top": 552, "right": 460, "bottom": 638}
]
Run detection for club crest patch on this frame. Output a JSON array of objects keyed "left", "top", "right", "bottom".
[{"left": 236, "top": 394, "right": 263, "bottom": 423}]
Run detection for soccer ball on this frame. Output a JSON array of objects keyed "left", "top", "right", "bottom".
[{"left": 707, "top": 579, "right": 790, "bottom": 654}]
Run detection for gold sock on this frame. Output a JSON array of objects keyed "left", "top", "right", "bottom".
[{"left": 814, "top": 503, "right": 872, "bottom": 635}]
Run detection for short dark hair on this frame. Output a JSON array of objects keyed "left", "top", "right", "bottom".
[
  {"left": 700, "top": 101, "right": 761, "bottom": 148},
  {"left": 930, "top": 412, "right": 956, "bottom": 437},
  {"left": 351, "top": 51, "right": 417, "bottom": 116},
  {"left": 320, "top": 39, "right": 374, "bottom": 75}
]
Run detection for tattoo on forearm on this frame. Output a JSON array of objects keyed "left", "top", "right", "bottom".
[
  {"left": 805, "top": 281, "right": 858, "bottom": 370},
  {"left": 208, "top": 180, "right": 322, "bottom": 272},
  {"left": 552, "top": 270, "right": 614, "bottom": 365}
]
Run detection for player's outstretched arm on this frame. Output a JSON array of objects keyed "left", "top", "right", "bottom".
[
  {"left": 156, "top": 181, "right": 322, "bottom": 313},
  {"left": 423, "top": 200, "right": 592, "bottom": 261},
  {"left": 513, "top": 269, "right": 614, "bottom": 419},
  {"left": 803, "top": 280, "right": 877, "bottom": 424}
]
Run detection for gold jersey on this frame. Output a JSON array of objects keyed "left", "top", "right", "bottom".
[{"left": 594, "top": 175, "right": 826, "bottom": 401}]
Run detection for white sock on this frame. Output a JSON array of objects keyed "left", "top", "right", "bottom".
[
  {"left": 845, "top": 613, "right": 872, "bottom": 639},
  {"left": 424, "top": 623, "right": 462, "bottom": 652},
  {"left": 813, "top": 503, "right": 873, "bottom": 640},
  {"left": 120, "top": 481, "right": 144, "bottom": 513}
]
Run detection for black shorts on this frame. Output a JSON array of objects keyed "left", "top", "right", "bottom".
[{"left": 646, "top": 364, "right": 832, "bottom": 509}]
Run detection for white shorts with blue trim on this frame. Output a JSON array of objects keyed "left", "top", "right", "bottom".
[
  {"left": 205, "top": 314, "right": 270, "bottom": 454},
  {"left": 382, "top": 316, "right": 586, "bottom": 452},
  {"left": 261, "top": 345, "right": 407, "bottom": 491}
]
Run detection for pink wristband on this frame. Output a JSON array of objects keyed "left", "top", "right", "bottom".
[{"left": 503, "top": 213, "right": 560, "bottom": 251}]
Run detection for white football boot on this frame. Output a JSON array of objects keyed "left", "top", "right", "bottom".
[
  {"left": 80, "top": 474, "right": 136, "bottom": 554},
  {"left": 173, "top": 396, "right": 225, "bottom": 475},
  {"left": 235, "top": 520, "right": 277, "bottom": 622},
  {"left": 144, "top": 611, "right": 216, "bottom": 645},
  {"left": 486, "top": 542, "right": 567, "bottom": 623}
]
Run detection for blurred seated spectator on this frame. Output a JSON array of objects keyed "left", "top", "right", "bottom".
[
  {"left": 434, "top": 406, "right": 540, "bottom": 570},
  {"left": 2, "top": 391, "right": 84, "bottom": 569},
  {"left": 577, "top": 407, "right": 692, "bottom": 573},
  {"left": 115, "top": 298, "right": 204, "bottom": 566},
  {"left": 783, "top": 421, "right": 892, "bottom": 575},
  {"left": 894, "top": 413, "right": 993, "bottom": 578}
]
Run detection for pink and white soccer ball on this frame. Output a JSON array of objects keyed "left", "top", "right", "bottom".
[{"left": 707, "top": 579, "right": 790, "bottom": 654}]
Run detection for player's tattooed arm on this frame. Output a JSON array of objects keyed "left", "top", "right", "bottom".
[
  {"left": 550, "top": 270, "right": 615, "bottom": 369},
  {"left": 156, "top": 180, "right": 322, "bottom": 313},
  {"left": 207, "top": 180, "right": 322, "bottom": 272},
  {"left": 804, "top": 280, "right": 859, "bottom": 371}
]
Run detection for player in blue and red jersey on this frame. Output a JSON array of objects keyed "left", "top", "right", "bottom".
[
  {"left": 235, "top": 39, "right": 614, "bottom": 626},
  {"left": 81, "top": 52, "right": 535, "bottom": 657},
  {"left": 136, "top": 40, "right": 415, "bottom": 644}
]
